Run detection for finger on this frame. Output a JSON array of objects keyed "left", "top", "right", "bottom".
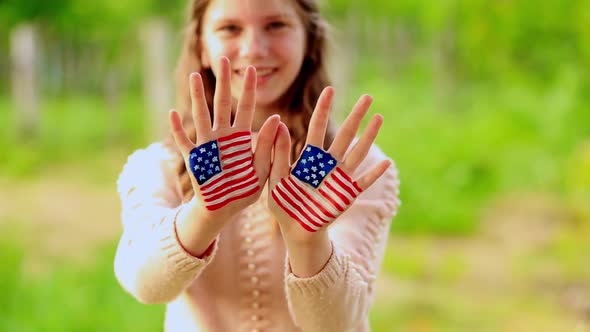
[
  {"left": 329, "top": 94, "right": 373, "bottom": 160},
  {"left": 190, "top": 72, "right": 212, "bottom": 140},
  {"left": 213, "top": 56, "right": 232, "bottom": 130},
  {"left": 253, "top": 114, "right": 281, "bottom": 184},
  {"left": 233, "top": 66, "right": 257, "bottom": 129},
  {"left": 269, "top": 122, "right": 292, "bottom": 188},
  {"left": 169, "top": 109, "right": 194, "bottom": 154},
  {"left": 356, "top": 159, "right": 392, "bottom": 190},
  {"left": 343, "top": 114, "right": 383, "bottom": 172},
  {"left": 305, "top": 86, "right": 334, "bottom": 148}
]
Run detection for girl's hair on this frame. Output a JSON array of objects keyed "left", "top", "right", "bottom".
[{"left": 164, "top": 0, "right": 336, "bottom": 203}]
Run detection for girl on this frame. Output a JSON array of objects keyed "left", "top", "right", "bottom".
[{"left": 114, "top": 0, "right": 401, "bottom": 331}]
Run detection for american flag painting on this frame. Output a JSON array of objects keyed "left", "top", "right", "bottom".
[
  {"left": 271, "top": 145, "right": 363, "bottom": 232},
  {"left": 189, "top": 131, "right": 259, "bottom": 211}
]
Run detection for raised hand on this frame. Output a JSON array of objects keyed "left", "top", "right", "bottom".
[
  {"left": 170, "top": 57, "right": 280, "bottom": 217},
  {"left": 268, "top": 87, "right": 391, "bottom": 242}
]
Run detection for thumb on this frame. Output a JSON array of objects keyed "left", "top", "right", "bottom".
[{"left": 269, "top": 122, "right": 292, "bottom": 188}]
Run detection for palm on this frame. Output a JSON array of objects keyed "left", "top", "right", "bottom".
[
  {"left": 267, "top": 87, "right": 391, "bottom": 241},
  {"left": 170, "top": 57, "right": 280, "bottom": 218}
]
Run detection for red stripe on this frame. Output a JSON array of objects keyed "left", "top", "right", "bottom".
[
  {"left": 271, "top": 190, "right": 316, "bottom": 232},
  {"left": 282, "top": 180, "right": 330, "bottom": 224},
  {"left": 276, "top": 184, "right": 323, "bottom": 228},
  {"left": 220, "top": 138, "right": 251, "bottom": 151},
  {"left": 218, "top": 131, "right": 250, "bottom": 143},
  {"left": 221, "top": 146, "right": 251, "bottom": 160},
  {"left": 203, "top": 173, "right": 258, "bottom": 202},
  {"left": 222, "top": 156, "right": 252, "bottom": 171},
  {"left": 287, "top": 177, "right": 336, "bottom": 219},
  {"left": 201, "top": 162, "right": 252, "bottom": 190},
  {"left": 325, "top": 180, "right": 351, "bottom": 205},
  {"left": 353, "top": 181, "right": 362, "bottom": 192},
  {"left": 318, "top": 187, "right": 345, "bottom": 212},
  {"left": 335, "top": 167, "right": 363, "bottom": 193},
  {"left": 206, "top": 185, "right": 260, "bottom": 210},
  {"left": 331, "top": 172, "right": 356, "bottom": 198}
]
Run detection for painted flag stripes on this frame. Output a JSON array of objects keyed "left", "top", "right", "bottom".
[
  {"left": 271, "top": 145, "right": 363, "bottom": 232},
  {"left": 189, "top": 131, "right": 259, "bottom": 210}
]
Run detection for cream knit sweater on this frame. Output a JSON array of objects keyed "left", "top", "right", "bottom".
[{"left": 114, "top": 141, "right": 400, "bottom": 332}]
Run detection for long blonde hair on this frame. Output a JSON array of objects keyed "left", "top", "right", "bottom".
[{"left": 164, "top": 0, "right": 337, "bottom": 203}]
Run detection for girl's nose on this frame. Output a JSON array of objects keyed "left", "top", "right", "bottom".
[{"left": 239, "top": 29, "right": 269, "bottom": 59}]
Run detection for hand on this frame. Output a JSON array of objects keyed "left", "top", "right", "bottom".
[
  {"left": 268, "top": 87, "right": 391, "bottom": 244},
  {"left": 170, "top": 56, "right": 280, "bottom": 221}
]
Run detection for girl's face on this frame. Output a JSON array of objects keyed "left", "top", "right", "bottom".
[{"left": 200, "top": 0, "right": 307, "bottom": 110}]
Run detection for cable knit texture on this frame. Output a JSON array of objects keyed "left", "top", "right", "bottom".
[{"left": 114, "top": 141, "right": 401, "bottom": 331}]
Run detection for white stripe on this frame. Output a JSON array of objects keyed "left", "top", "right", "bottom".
[
  {"left": 201, "top": 166, "right": 254, "bottom": 194},
  {"left": 275, "top": 183, "right": 321, "bottom": 231},
  {"left": 220, "top": 142, "right": 251, "bottom": 155},
  {"left": 290, "top": 177, "right": 340, "bottom": 216},
  {"left": 334, "top": 169, "right": 361, "bottom": 196},
  {"left": 323, "top": 177, "right": 351, "bottom": 208},
  {"left": 202, "top": 170, "right": 257, "bottom": 199},
  {"left": 219, "top": 135, "right": 250, "bottom": 149},
  {"left": 278, "top": 181, "right": 328, "bottom": 225},
  {"left": 330, "top": 171, "right": 358, "bottom": 202},
  {"left": 285, "top": 178, "right": 334, "bottom": 223},
  {"left": 222, "top": 154, "right": 251, "bottom": 166},
  {"left": 205, "top": 181, "right": 258, "bottom": 206}
]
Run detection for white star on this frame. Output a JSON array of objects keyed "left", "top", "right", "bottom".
[
  {"left": 296, "top": 170, "right": 301, "bottom": 175},
  {"left": 311, "top": 166, "right": 317, "bottom": 172},
  {"left": 193, "top": 165, "right": 199, "bottom": 171},
  {"left": 319, "top": 171, "right": 326, "bottom": 177},
  {"left": 303, "top": 168, "right": 309, "bottom": 173},
  {"left": 319, "top": 162, "right": 324, "bottom": 168},
  {"left": 209, "top": 163, "right": 214, "bottom": 168},
  {"left": 207, "top": 170, "right": 213, "bottom": 174},
  {"left": 197, "top": 157, "right": 202, "bottom": 162},
  {"left": 204, "top": 159, "right": 209, "bottom": 164},
  {"left": 306, "top": 146, "right": 311, "bottom": 152},
  {"left": 212, "top": 156, "right": 218, "bottom": 162},
  {"left": 199, "top": 175, "right": 205, "bottom": 180},
  {"left": 301, "top": 159, "right": 307, "bottom": 165},
  {"left": 190, "top": 152, "right": 197, "bottom": 159},
  {"left": 311, "top": 174, "right": 317, "bottom": 179},
  {"left": 201, "top": 167, "right": 206, "bottom": 171},
  {"left": 207, "top": 151, "right": 213, "bottom": 156},
  {"left": 317, "top": 153, "right": 323, "bottom": 159},
  {"left": 211, "top": 143, "right": 217, "bottom": 149},
  {"left": 328, "top": 160, "right": 334, "bottom": 165},
  {"left": 305, "top": 176, "right": 310, "bottom": 181},
  {"left": 308, "top": 156, "right": 315, "bottom": 162},
  {"left": 312, "top": 180, "right": 319, "bottom": 186},
  {"left": 215, "top": 166, "right": 220, "bottom": 171},
  {"left": 200, "top": 148, "right": 206, "bottom": 153}
]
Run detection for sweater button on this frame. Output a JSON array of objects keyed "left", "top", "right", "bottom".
[
  {"left": 245, "top": 236, "right": 252, "bottom": 243},
  {"left": 251, "top": 329, "right": 259, "bottom": 332},
  {"left": 251, "top": 315, "right": 259, "bottom": 321},
  {"left": 252, "top": 302, "right": 260, "bottom": 309},
  {"left": 250, "top": 276, "right": 259, "bottom": 284},
  {"left": 247, "top": 249, "right": 254, "bottom": 256},
  {"left": 252, "top": 289, "right": 260, "bottom": 297},
  {"left": 248, "top": 263, "right": 256, "bottom": 271},
  {"left": 244, "top": 222, "right": 251, "bottom": 230}
]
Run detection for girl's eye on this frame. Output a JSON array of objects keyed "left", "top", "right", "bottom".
[
  {"left": 219, "top": 25, "right": 240, "bottom": 33},
  {"left": 267, "top": 21, "right": 286, "bottom": 30}
]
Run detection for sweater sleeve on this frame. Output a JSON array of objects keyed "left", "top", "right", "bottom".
[
  {"left": 284, "top": 144, "right": 401, "bottom": 331},
  {"left": 113, "top": 142, "right": 219, "bottom": 304}
]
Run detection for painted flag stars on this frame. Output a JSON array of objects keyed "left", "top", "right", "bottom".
[
  {"left": 271, "top": 144, "right": 363, "bottom": 232},
  {"left": 189, "top": 131, "right": 259, "bottom": 211}
]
